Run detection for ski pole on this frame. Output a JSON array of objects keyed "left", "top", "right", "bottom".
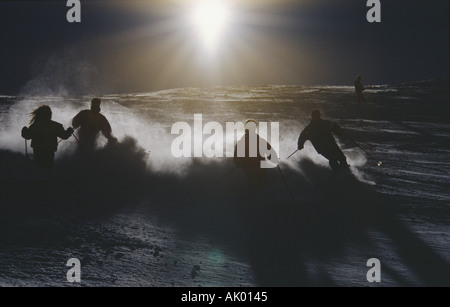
[
  {"left": 72, "top": 133, "right": 82, "bottom": 146},
  {"left": 25, "top": 139, "right": 29, "bottom": 175},
  {"left": 286, "top": 149, "right": 299, "bottom": 160},
  {"left": 346, "top": 137, "right": 382, "bottom": 167}
]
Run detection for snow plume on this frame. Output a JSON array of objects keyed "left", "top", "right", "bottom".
[{"left": 20, "top": 50, "right": 99, "bottom": 97}]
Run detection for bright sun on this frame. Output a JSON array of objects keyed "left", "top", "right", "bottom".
[{"left": 191, "top": 0, "right": 229, "bottom": 51}]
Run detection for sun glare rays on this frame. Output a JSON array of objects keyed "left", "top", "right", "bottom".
[
  {"left": 88, "top": 1, "right": 310, "bottom": 90},
  {"left": 190, "top": 0, "right": 230, "bottom": 52}
]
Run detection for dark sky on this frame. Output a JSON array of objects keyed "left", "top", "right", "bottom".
[{"left": 0, "top": 0, "right": 448, "bottom": 95}]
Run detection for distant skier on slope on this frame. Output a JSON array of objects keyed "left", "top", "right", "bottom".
[
  {"left": 355, "top": 75, "right": 366, "bottom": 104},
  {"left": 297, "top": 110, "right": 349, "bottom": 171}
]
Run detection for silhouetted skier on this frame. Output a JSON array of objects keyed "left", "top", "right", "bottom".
[
  {"left": 21, "top": 105, "right": 73, "bottom": 172},
  {"left": 72, "top": 98, "right": 117, "bottom": 150},
  {"left": 234, "top": 119, "right": 278, "bottom": 186},
  {"left": 298, "top": 110, "right": 349, "bottom": 171},
  {"left": 355, "top": 75, "right": 365, "bottom": 103}
]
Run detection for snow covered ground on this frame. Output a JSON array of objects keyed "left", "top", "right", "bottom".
[{"left": 0, "top": 80, "right": 449, "bottom": 286}]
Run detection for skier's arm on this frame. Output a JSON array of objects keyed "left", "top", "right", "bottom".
[
  {"left": 355, "top": 83, "right": 365, "bottom": 93},
  {"left": 56, "top": 124, "right": 74, "bottom": 140},
  {"left": 331, "top": 122, "right": 342, "bottom": 136},
  {"left": 21, "top": 126, "right": 32, "bottom": 140},
  {"left": 297, "top": 129, "right": 308, "bottom": 150},
  {"left": 72, "top": 112, "right": 83, "bottom": 129},
  {"left": 101, "top": 116, "right": 115, "bottom": 141}
]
